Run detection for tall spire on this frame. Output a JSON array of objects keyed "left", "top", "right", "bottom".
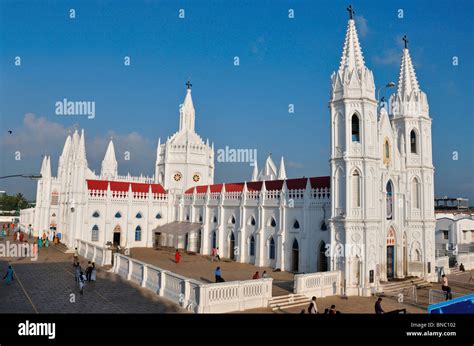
[
  {"left": 278, "top": 156, "right": 287, "bottom": 180},
  {"left": 179, "top": 81, "right": 195, "bottom": 132},
  {"left": 101, "top": 139, "right": 118, "bottom": 179},
  {"left": 44, "top": 156, "right": 51, "bottom": 178},
  {"left": 77, "top": 129, "right": 87, "bottom": 162},
  {"left": 251, "top": 160, "right": 259, "bottom": 182},
  {"left": 338, "top": 16, "right": 366, "bottom": 73},
  {"left": 396, "top": 44, "right": 421, "bottom": 98}
]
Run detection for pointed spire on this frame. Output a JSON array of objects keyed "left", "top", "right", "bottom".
[
  {"left": 60, "top": 134, "right": 72, "bottom": 158},
  {"left": 263, "top": 154, "right": 278, "bottom": 180},
  {"left": 40, "top": 155, "right": 47, "bottom": 176},
  {"left": 156, "top": 137, "right": 161, "bottom": 153},
  {"left": 278, "top": 156, "right": 287, "bottom": 180},
  {"left": 179, "top": 81, "right": 196, "bottom": 132},
  {"left": 44, "top": 156, "right": 51, "bottom": 178},
  {"left": 396, "top": 45, "right": 421, "bottom": 97},
  {"left": 72, "top": 129, "right": 80, "bottom": 152},
  {"left": 338, "top": 17, "right": 366, "bottom": 72},
  {"left": 77, "top": 129, "right": 87, "bottom": 162},
  {"left": 251, "top": 160, "right": 259, "bottom": 181}
]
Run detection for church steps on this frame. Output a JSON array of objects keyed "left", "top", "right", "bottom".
[{"left": 269, "top": 294, "right": 309, "bottom": 311}]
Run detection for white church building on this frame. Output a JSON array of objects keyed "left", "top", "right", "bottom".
[{"left": 21, "top": 15, "right": 437, "bottom": 295}]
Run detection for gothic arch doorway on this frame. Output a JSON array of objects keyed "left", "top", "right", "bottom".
[
  {"left": 318, "top": 241, "right": 328, "bottom": 272},
  {"left": 386, "top": 227, "right": 396, "bottom": 280},
  {"left": 113, "top": 225, "right": 122, "bottom": 247},
  {"left": 291, "top": 239, "right": 299, "bottom": 272},
  {"left": 229, "top": 231, "right": 236, "bottom": 260}
]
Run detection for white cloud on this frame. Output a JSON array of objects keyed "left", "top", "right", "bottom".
[
  {"left": 355, "top": 15, "right": 369, "bottom": 38},
  {"left": 373, "top": 48, "right": 401, "bottom": 66},
  {"left": 287, "top": 161, "right": 304, "bottom": 169}
]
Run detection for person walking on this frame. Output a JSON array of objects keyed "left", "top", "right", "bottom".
[
  {"left": 38, "top": 237, "right": 43, "bottom": 249},
  {"left": 19, "top": 231, "right": 24, "bottom": 242},
  {"left": 262, "top": 270, "right": 268, "bottom": 278},
  {"left": 441, "top": 275, "right": 452, "bottom": 300},
  {"left": 215, "top": 247, "right": 221, "bottom": 261},
  {"left": 329, "top": 305, "right": 337, "bottom": 314},
  {"left": 375, "top": 298, "right": 384, "bottom": 314},
  {"left": 45, "top": 237, "right": 49, "bottom": 248},
  {"left": 252, "top": 271, "right": 260, "bottom": 279},
  {"left": 73, "top": 248, "right": 79, "bottom": 263},
  {"left": 3, "top": 265, "right": 14, "bottom": 285},
  {"left": 308, "top": 296, "right": 318, "bottom": 314},
  {"left": 215, "top": 267, "right": 223, "bottom": 282},
  {"left": 74, "top": 262, "right": 81, "bottom": 283},
  {"left": 86, "top": 261, "right": 93, "bottom": 282},
  {"left": 78, "top": 271, "right": 86, "bottom": 295},
  {"left": 175, "top": 249, "right": 181, "bottom": 264},
  {"left": 211, "top": 247, "right": 217, "bottom": 262},
  {"left": 90, "top": 263, "right": 96, "bottom": 282}
]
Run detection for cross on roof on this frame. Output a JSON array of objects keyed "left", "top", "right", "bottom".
[
  {"left": 403, "top": 35, "right": 409, "bottom": 49},
  {"left": 186, "top": 81, "right": 192, "bottom": 89},
  {"left": 347, "top": 5, "right": 355, "bottom": 20}
]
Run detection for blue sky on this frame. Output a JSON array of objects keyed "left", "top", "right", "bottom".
[{"left": 0, "top": 0, "right": 473, "bottom": 202}]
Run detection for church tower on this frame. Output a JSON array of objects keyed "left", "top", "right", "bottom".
[
  {"left": 390, "top": 37, "right": 436, "bottom": 281},
  {"left": 329, "top": 7, "right": 379, "bottom": 296},
  {"left": 101, "top": 139, "right": 118, "bottom": 180},
  {"left": 155, "top": 82, "right": 214, "bottom": 191}
]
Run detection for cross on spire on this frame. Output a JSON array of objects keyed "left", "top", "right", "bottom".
[
  {"left": 402, "top": 35, "right": 409, "bottom": 49},
  {"left": 347, "top": 5, "right": 355, "bottom": 20},
  {"left": 186, "top": 80, "right": 192, "bottom": 89}
]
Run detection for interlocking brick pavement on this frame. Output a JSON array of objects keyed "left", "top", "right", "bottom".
[{"left": 0, "top": 236, "right": 184, "bottom": 313}]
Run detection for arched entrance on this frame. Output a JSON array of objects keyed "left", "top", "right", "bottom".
[
  {"left": 386, "top": 228, "right": 396, "bottom": 279},
  {"left": 113, "top": 225, "right": 121, "bottom": 246},
  {"left": 318, "top": 241, "right": 328, "bottom": 272},
  {"left": 291, "top": 239, "right": 299, "bottom": 272},
  {"left": 229, "top": 232, "right": 235, "bottom": 260}
]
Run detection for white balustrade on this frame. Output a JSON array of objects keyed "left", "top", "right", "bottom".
[
  {"left": 75, "top": 239, "right": 113, "bottom": 266},
  {"left": 294, "top": 271, "right": 341, "bottom": 298}
]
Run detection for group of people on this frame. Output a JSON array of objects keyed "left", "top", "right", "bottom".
[
  {"left": 211, "top": 247, "right": 221, "bottom": 262},
  {"left": 1, "top": 223, "right": 14, "bottom": 237},
  {"left": 252, "top": 271, "right": 268, "bottom": 279},
  {"left": 12, "top": 230, "right": 26, "bottom": 242},
  {"left": 73, "top": 249, "right": 96, "bottom": 295},
  {"left": 300, "top": 297, "right": 340, "bottom": 314},
  {"left": 37, "top": 231, "right": 60, "bottom": 248}
]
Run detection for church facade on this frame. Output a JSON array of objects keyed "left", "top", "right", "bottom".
[{"left": 22, "top": 15, "right": 437, "bottom": 295}]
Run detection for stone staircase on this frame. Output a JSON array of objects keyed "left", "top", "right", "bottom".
[
  {"left": 53, "top": 242, "right": 69, "bottom": 253},
  {"left": 269, "top": 293, "right": 309, "bottom": 311},
  {"left": 379, "top": 277, "right": 431, "bottom": 295}
]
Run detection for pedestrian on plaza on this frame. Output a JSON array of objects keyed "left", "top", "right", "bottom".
[
  {"left": 3, "top": 265, "right": 14, "bottom": 285},
  {"left": 13, "top": 231, "right": 17, "bottom": 241},
  {"left": 175, "top": 249, "right": 181, "bottom": 264},
  {"left": 262, "top": 270, "right": 268, "bottom": 278},
  {"left": 211, "top": 247, "right": 217, "bottom": 262},
  {"left": 459, "top": 263, "right": 465, "bottom": 272},
  {"left": 329, "top": 305, "right": 337, "bottom": 315},
  {"left": 45, "top": 237, "right": 49, "bottom": 248},
  {"left": 38, "top": 237, "right": 43, "bottom": 248},
  {"left": 252, "top": 271, "right": 260, "bottom": 279},
  {"left": 86, "top": 261, "right": 93, "bottom": 282},
  {"left": 73, "top": 247, "right": 79, "bottom": 262},
  {"left": 74, "top": 262, "right": 81, "bottom": 283},
  {"left": 308, "top": 296, "right": 318, "bottom": 314},
  {"left": 42, "top": 232, "right": 46, "bottom": 245},
  {"left": 441, "top": 275, "right": 452, "bottom": 300},
  {"left": 300, "top": 309, "right": 305, "bottom": 314},
  {"left": 215, "top": 247, "right": 221, "bottom": 261},
  {"left": 375, "top": 298, "right": 384, "bottom": 314},
  {"left": 78, "top": 271, "right": 85, "bottom": 295},
  {"left": 91, "top": 262, "right": 96, "bottom": 282},
  {"left": 19, "top": 232, "right": 24, "bottom": 242},
  {"left": 215, "top": 266, "right": 224, "bottom": 282}
]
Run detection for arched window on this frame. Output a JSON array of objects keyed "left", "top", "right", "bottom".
[
  {"left": 415, "top": 249, "right": 421, "bottom": 262},
  {"left": 135, "top": 226, "right": 142, "bottom": 241},
  {"left": 199, "top": 215, "right": 203, "bottom": 222},
  {"left": 115, "top": 212, "right": 121, "bottom": 218},
  {"left": 136, "top": 212, "right": 142, "bottom": 219},
  {"left": 211, "top": 231, "right": 217, "bottom": 248},
  {"left": 269, "top": 217, "right": 276, "bottom": 228},
  {"left": 230, "top": 215, "right": 236, "bottom": 224},
  {"left": 92, "top": 211, "right": 100, "bottom": 218},
  {"left": 352, "top": 171, "right": 361, "bottom": 207},
  {"left": 185, "top": 214, "right": 189, "bottom": 221},
  {"left": 410, "top": 130, "right": 417, "bottom": 154},
  {"left": 384, "top": 139, "right": 390, "bottom": 164},
  {"left": 292, "top": 238, "right": 299, "bottom": 251},
  {"left": 351, "top": 114, "right": 360, "bottom": 142},
  {"left": 91, "top": 225, "right": 99, "bottom": 242},
  {"left": 269, "top": 237, "right": 275, "bottom": 260},
  {"left": 293, "top": 220, "right": 300, "bottom": 229},
  {"left": 386, "top": 181, "right": 393, "bottom": 220},
  {"left": 155, "top": 213, "right": 162, "bottom": 219},
  {"left": 249, "top": 216, "right": 256, "bottom": 226},
  {"left": 321, "top": 221, "right": 327, "bottom": 231},
  {"left": 412, "top": 177, "right": 420, "bottom": 209},
  {"left": 213, "top": 216, "right": 217, "bottom": 223},
  {"left": 249, "top": 235, "right": 255, "bottom": 256}
]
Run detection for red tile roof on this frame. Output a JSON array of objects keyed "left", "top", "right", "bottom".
[
  {"left": 184, "top": 176, "right": 330, "bottom": 194},
  {"left": 86, "top": 179, "right": 166, "bottom": 194}
]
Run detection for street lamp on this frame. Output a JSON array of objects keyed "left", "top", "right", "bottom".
[{"left": 377, "top": 82, "right": 396, "bottom": 104}]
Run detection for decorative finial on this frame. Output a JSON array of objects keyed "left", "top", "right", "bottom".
[
  {"left": 402, "top": 35, "right": 409, "bottom": 49},
  {"left": 346, "top": 5, "right": 355, "bottom": 20},
  {"left": 186, "top": 80, "right": 192, "bottom": 90}
]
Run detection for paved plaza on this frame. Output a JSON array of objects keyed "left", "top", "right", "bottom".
[
  {"left": 130, "top": 247, "right": 295, "bottom": 296},
  {"left": 0, "top": 236, "right": 184, "bottom": 313}
]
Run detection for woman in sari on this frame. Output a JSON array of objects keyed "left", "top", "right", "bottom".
[
  {"left": 38, "top": 237, "right": 43, "bottom": 248},
  {"left": 3, "top": 265, "right": 14, "bottom": 285}
]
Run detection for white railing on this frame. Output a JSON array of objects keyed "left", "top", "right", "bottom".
[
  {"left": 456, "top": 253, "right": 474, "bottom": 270},
  {"left": 294, "top": 271, "right": 341, "bottom": 298},
  {"left": 112, "top": 253, "right": 273, "bottom": 313},
  {"left": 75, "top": 239, "right": 113, "bottom": 266},
  {"left": 428, "top": 289, "right": 464, "bottom": 305}
]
